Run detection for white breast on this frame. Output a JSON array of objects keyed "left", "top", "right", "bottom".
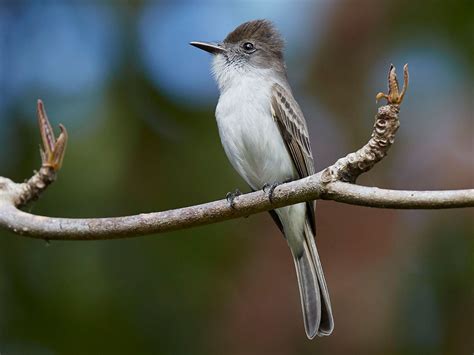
[{"left": 214, "top": 69, "right": 297, "bottom": 190}]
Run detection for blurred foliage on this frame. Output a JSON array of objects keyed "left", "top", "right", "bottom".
[{"left": 0, "top": 1, "right": 472, "bottom": 354}]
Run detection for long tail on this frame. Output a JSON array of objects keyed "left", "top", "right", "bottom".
[{"left": 291, "top": 223, "right": 334, "bottom": 339}]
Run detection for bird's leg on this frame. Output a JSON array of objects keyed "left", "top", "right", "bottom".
[
  {"left": 226, "top": 188, "right": 242, "bottom": 209},
  {"left": 263, "top": 179, "right": 293, "bottom": 203}
]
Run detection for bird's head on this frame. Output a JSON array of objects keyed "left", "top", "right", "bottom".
[{"left": 191, "top": 19, "right": 286, "bottom": 90}]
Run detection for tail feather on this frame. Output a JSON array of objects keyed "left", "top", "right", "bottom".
[
  {"left": 293, "top": 242, "right": 321, "bottom": 339},
  {"left": 305, "top": 223, "right": 334, "bottom": 335},
  {"left": 291, "top": 223, "right": 334, "bottom": 338}
]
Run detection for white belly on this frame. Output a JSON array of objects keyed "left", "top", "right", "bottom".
[{"left": 215, "top": 78, "right": 297, "bottom": 190}]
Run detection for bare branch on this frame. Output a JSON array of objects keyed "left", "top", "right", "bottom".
[
  {"left": 0, "top": 174, "right": 472, "bottom": 240},
  {"left": 323, "top": 182, "right": 474, "bottom": 209},
  {"left": 0, "top": 64, "right": 473, "bottom": 241}
]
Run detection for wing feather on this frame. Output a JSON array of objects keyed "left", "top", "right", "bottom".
[{"left": 271, "top": 83, "right": 316, "bottom": 234}]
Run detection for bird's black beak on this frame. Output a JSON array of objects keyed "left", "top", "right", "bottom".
[{"left": 190, "top": 41, "right": 226, "bottom": 55}]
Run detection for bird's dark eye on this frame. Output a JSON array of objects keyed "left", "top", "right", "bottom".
[{"left": 242, "top": 42, "right": 255, "bottom": 52}]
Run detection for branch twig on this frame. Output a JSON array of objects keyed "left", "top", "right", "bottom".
[{"left": 0, "top": 65, "right": 473, "bottom": 241}]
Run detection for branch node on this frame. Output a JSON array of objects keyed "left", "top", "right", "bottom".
[
  {"left": 321, "top": 168, "right": 333, "bottom": 184},
  {"left": 9, "top": 100, "right": 69, "bottom": 208},
  {"left": 37, "top": 99, "right": 68, "bottom": 171},
  {"left": 376, "top": 64, "right": 409, "bottom": 105}
]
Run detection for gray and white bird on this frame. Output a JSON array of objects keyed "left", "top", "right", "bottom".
[{"left": 191, "top": 19, "right": 334, "bottom": 339}]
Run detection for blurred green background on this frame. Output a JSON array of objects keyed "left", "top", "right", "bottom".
[{"left": 0, "top": 1, "right": 472, "bottom": 354}]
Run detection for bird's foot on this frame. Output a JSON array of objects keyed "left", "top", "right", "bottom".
[
  {"left": 263, "top": 182, "right": 280, "bottom": 203},
  {"left": 226, "top": 188, "right": 242, "bottom": 209}
]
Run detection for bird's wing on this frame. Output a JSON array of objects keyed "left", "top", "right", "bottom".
[{"left": 271, "top": 83, "right": 316, "bottom": 233}]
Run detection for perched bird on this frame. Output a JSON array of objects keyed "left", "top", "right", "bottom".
[{"left": 190, "top": 19, "right": 334, "bottom": 339}]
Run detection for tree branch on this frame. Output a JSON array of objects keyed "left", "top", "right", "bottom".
[
  {"left": 0, "top": 65, "right": 473, "bottom": 241},
  {"left": 0, "top": 175, "right": 472, "bottom": 240}
]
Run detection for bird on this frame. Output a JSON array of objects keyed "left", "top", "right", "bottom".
[{"left": 190, "top": 19, "right": 334, "bottom": 339}]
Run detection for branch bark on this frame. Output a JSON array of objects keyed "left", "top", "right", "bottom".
[{"left": 0, "top": 65, "right": 473, "bottom": 241}]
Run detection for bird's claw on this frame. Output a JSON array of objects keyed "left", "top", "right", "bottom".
[
  {"left": 226, "top": 188, "right": 242, "bottom": 209},
  {"left": 37, "top": 100, "right": 68, "bottom": 171},
  {"left": 263, "top": 182, "right": 280, "bottom": 203}
]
